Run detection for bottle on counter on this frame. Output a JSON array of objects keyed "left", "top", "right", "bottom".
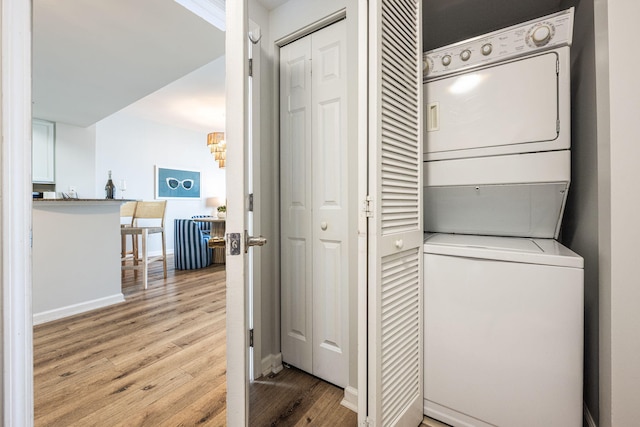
[{"left": 105, "top": 170, "right": 116, "bottom": 199}]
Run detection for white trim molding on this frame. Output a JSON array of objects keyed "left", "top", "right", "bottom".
[
  {"left": 2, "top": 0, "right": 34, "bottom": 424},
  {"left": 260, "top": 353, "right": 283, "bottom": 377},
  {"left": 341, "top": 386, "right": 358, "bottom": 413},
  {"left": 33, "top": 294, "right": 125, "bottom": 326},
  {"left": 174, "top": 0, "right": 225, "bottom": 31}
]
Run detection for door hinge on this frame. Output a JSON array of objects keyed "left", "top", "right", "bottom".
[
  {"left": 556, "top": 58, "right": 560, "bottom": 74},
  {"left": 363, "top": 195, "right": 374, "bottom": 218},
  {"left": 249, "top": 58, "right": 253, "bottom": 77},
  {"left": 249, "top": 329, "right": 254, "bottom": 347},
  {"left": 556, "top": 119, "right": 560, "bottom": 133},
  {"left": 248, "top": 193, "right": 254, "bottom": 212}
]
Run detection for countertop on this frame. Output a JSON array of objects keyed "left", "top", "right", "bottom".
[{"left": 33, "top": 198, "right": 135, "bottom": 206}]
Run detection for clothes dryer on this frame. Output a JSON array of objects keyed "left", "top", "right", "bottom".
[{"left": 422, "top": 8, "right": 574, "bottom": 239}]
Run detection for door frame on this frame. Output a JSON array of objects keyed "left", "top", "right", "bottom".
[
  {"left": 225, "top": 0, "right": 250, "bottom": 424},
  {"left": 274, "top": 4, "right": 358, "bottom": 400},
  {"left": 356, "top": 0, "right": 369, "bottom": 423},
  {"left": 0, "top": 1, "right": 370, "bottom": 425},
  {"left": 248, "top": 17, "right": 263, "bottom": 381},
  {"left": 2, "top": 0, "right": 35, "bottom": 424},
  {"left": 278, "top": 17, "right": 350, "bottom": 387}
]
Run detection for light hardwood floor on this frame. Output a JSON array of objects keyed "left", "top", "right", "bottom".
[{"left": 34, "top": 257, "right": 356, "bottom": 426}]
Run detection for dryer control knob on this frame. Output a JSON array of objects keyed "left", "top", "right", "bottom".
[
  {"left": 532, "top": 25, "right": 552, "bottom": 46},
  {"left": 481, "top": 43, "right": 492, "bottom": 56},
  {"left": 441, "top": 55, "right": 452, "bottom": 67},
  {"left": 460, "top": 49, "right": 471, "bottom": 61}
]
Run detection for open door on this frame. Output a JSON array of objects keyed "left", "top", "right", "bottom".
[
  {"left": 367, "top": 0, "right": 423, "bottom": 425},
  {"left": 225, "top": 1, "right": 266, "bottom": 425}
]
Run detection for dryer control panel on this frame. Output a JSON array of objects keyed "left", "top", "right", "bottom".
[{"left": 423, "top": 8, "right": 574, "bottom": 80}]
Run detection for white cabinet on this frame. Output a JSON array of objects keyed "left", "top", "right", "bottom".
[{"left": 32, "top": 119, "right": 55, "bottom": 183}]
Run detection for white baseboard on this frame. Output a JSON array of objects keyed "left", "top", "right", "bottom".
[
  {"left": 340, "top": 386, "right": 358, "bottom": 413},
  {"left": 33, "top": 293, "right": 125, "bottom": 325},
  {"left": 261, "top": 352, "right": 283, "bottom": 377},
  {"left": 585, "top": 403, "right": 597, "bottom": 427},
  {"left": 148, "top": 249, "right": 174, "bottom": 257}
]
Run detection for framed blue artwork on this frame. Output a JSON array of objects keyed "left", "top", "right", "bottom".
[{"left": 155, "top": 166, "right": 201, "bottom": 199}]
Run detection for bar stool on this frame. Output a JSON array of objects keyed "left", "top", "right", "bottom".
[
  {"left": 120, "top": 201, "right": 138, "bottom": 278},
  {"left": 121, "top": 200, "right": 167, "bottom": 288}
]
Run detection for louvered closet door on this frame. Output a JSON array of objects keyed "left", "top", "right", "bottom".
[{"left": 367, "top": 0, "right": 423, "bottom": 426}]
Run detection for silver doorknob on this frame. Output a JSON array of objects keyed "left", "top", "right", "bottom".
[{"left": 245, "top": 231, "right": 267, "bottom": 253}]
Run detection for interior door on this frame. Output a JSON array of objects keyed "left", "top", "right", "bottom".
[
  {"left": 280, "top": 33, "right": 314, "bottom": 374},
  {"left": 280, "top": 20, "right": 349, "bottom": 387},
  {"left": 226, "top": 0, "right": 250, "bottom": 425},
  {"left": 367, "top": 0, "right": 424, "bottom": 425},
  {"left": 310, "top": 19, "right": 349, "bottom": 389}
]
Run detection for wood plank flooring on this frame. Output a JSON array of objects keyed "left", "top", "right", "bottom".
[
  {"left": 250, "top": 365, "right": 356, "bottom": 426},
  {"left": 422, "top": 416, "right": 451, "bottom": 427},
  {"left": 34, "top": 257, "right": 356, "bottom": 426}
]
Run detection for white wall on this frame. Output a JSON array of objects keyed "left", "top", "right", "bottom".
[
  {"left": 594, "top": 0, "right": 640, "bottom": 425},
  {"left": 95, "top": 111, "right": 226, "bottom": 255},
  {"left": 55, "top": 122, "right": 96, "bottom": 198},
  {"left": 32, "top": 202, "right": 124, "bottom": 323}
]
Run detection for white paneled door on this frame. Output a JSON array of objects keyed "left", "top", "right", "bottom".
[
  {"left": 226, "top": 0, "right": 250, "bottom": 425},
  {"left": 280, "top": 19, "right": 349, "bottom": 388}
]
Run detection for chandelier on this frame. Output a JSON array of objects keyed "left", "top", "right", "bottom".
[{"left": 207, "top": 132, "right": 226, "bottom": 168}]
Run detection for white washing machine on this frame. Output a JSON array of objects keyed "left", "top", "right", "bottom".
[
  {"left": 421, "top": 8, "right": 585, "bottom": 427},
  {"left": 424, "top": 233, "right": 584, "bottom": 427}
]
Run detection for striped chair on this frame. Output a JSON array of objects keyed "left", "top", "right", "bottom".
[
  {"left": 191, "top": 215, "right": 214, "bottom": 235},
  {"left": 174, "top": 219, "right": 213, "bottom": 270}
]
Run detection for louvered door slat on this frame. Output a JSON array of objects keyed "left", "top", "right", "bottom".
[{"left": 369, "top": 0, "right": 423, "bottom": 424}]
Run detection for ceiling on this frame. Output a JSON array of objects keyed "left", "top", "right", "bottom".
[
  {"left": 255, "top": 0, "right": 289, "bottom": 11},
  {"left": 32, "top": 0, "right": 581, "bottom": 132},
  {"left": 32, "top": 0, "right": 226, "bottom": 129}
]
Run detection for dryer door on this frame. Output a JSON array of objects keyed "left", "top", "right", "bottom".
[{"left": 424, "top": 51, "right": 565, "bottom": 161}]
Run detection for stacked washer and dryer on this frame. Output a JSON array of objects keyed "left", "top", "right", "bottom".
[{"left": 422, "top": 8, "right": 583, "bottom": 427}]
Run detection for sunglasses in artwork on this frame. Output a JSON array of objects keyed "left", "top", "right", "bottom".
[{"left": 166, "top": 177, "right": 195, "bottom": 190}]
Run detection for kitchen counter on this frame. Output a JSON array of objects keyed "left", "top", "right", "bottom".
[
  {"left": 34, "top": 198, "right": 135, "bottom": 205},
  {"left": 33, "top": 199, "right": 128, "bottom": 324}
]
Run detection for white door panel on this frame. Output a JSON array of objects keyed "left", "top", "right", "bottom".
[
  {"left": 280, "top": 34, "right": 313, "bottom": 373},
  {"left": 312, "top": 19, "right": 348, "bottom": 388},
  {"left": 225, "top": 0, "right": 249, "bottom": 425},
  {"left": 281, "top": 19, "right": 348, "bottom": 387}
]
